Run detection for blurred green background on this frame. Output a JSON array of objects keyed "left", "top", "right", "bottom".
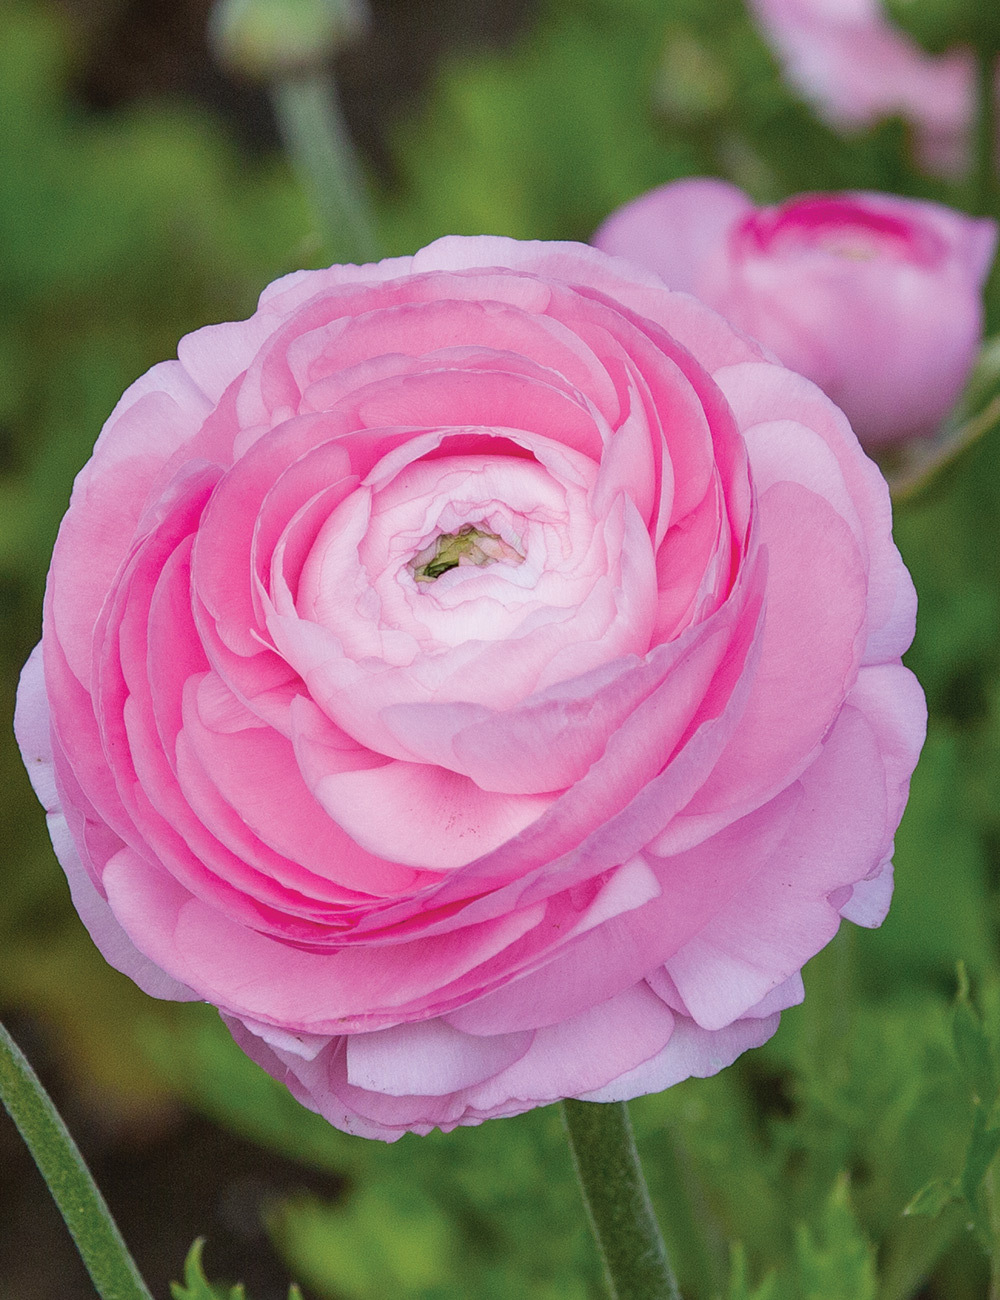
[{"left": 3, "top": 0, "right": 1000, "bottom": 1297}]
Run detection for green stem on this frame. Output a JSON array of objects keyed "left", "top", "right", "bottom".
[
  {"left": 973, "top": 48, "right": 998, "bottom": 218},
  {"left": 562, "top": 1099, "right": 683, "bottom": 1300},
  {"left": 988, "top": 1159, "right": 1000, "bottom": 1300},
  {"left": 0, "top": 1021, "right": 154, "bottom": 1300},
  {"left": 271, "top": 69, "right": 378, "bottom": 265},
  {"left": 889, "top": 389, "right": 1000, "bottom": 502}
]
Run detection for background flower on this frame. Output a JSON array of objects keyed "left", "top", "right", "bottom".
[
  {"left": 16, "top": 234, "right": 924, "bottom": 1141},
  {"left": 594, "top": 181, "right": 996, "bottom": 446},
  {"left": 746, "top": 0, "right": 976, "bottom": 174}
]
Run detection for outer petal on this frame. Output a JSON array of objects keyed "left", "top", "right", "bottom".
[
  {"left": 592, "top": 179, "right": 753, "bottom": 293},
  {"left": 15, "top": 646, "right": 198, "bottom": 1002},
  {"left": 578, "top": 1011, "right": 780, "bottom": 1102}
]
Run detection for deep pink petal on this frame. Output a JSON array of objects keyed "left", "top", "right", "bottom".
[{"left": 102, "top": 848, "right": 548, "bottom": 1031}]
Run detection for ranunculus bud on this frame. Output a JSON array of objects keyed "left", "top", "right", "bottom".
[
  {"left": 747, "top": 0, "right": 975, "bottom": 174},
  {"left": 593, "top": 180, "right": 996, "bottom": 446},
  {"left": 209, "top": 0, "right": 367, "bottom": 80}
]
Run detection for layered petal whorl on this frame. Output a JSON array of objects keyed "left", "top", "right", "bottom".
[{"left": 16, "top": 236, "right": 925, "bottom": 1139}]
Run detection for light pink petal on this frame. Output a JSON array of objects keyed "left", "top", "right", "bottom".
[
  {"left": 88, "top": 358, "right": 213, "bottom": 468},
  {"left": 255, "top": 255, "right": 415, "bottom": 316},
  {"left": 579, "top": 1011, "right": 780, "bottom": 1102},
  {"left": 381, "top": 603, "right": 732, "bottom": 794},
  {"left": 51, "top": 383, "right": 211, "bottom": 687},
  {"left": 295, "top": 294, "right": 617, "bottom": 424},
  {"left": 193, "top": 415, "right": 352, "bottom": 656},
  {"left": 715, "top": 360, "right": 916, "bottom": 663},
  {"left": 345, "top": 1020, "right": 534, "bottom": 1097},
  {"left": 223, "top": 1020, "right": 408, "bottom": 1142},
  {"left": 741, "top": 971, "right": 805, "bottom": 1018},
  {"left": 15, "top": 649, "right": 198, "bottom": 1002},
  {"left": 15, "top": 644, "right": 58, "bottom": 810},
  {"left": 652, "top": 479, "right": 728, "bottom": 642},
  {"left": 666, "top": 703, "right": 889, "bottom": 1030},
  {"left": 836, "top": 862, "right": 893, "bottom": 927},
  {"left": 447, "top": 780, "right": 799, "bottom": 1037},
  {"left": 686, "top": 479, "right": 866, "bottom": 820},
  {"left": 462, "top": 983, "right": 675, "bottom": 1110},
  {"left": 592, "top": 178, "right": 753, "bottom": 293},
  {"left": 177, "top": 312, "right": 282, "bottom": 404},
  {"left": 308, "top": 758, "right": 554, "bottom": 871},
  {"left": 342, "top": 362, "right": 608, "bottom": 463},
  {"left": 848, "top": 662, "right": 927, "bottom": 828}
]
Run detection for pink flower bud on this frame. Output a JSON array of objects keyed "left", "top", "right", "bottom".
[
  {"left": 594, "top": 180, "right": 996, "bottom": 446},
  {"left": 746, "top": 0, "right": 975, "bottom": 175}
]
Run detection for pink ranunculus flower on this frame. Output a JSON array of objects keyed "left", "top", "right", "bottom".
[
  {"left": 747, "top": 0, "right": 975, "bottom": 174},
  {"left": 594, "top": 181, "right": 996, "bottom": 447},
  {"left": 15, "top": 236, "right": 925, "bottom": 1140}
]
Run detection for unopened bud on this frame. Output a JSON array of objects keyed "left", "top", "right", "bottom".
[{"left": 209, "top": 0, "right": 368, "bottom": 80}]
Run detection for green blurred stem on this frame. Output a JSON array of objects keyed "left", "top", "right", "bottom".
[
  {"left": 973, "top": 49, "right": 998, "bottom": 218},
  {"left": 0, "top": 1021, "right": 154, "bottom": 1300},
  {"left": 562, "top": 1099, "right": 683, "bottom": 1300},
  {"left": 271, "top": 69, "right": 378, "bottom": 264},
  {"left": 988, "top": 1161, "right": 1000, "bottom": 1300}
]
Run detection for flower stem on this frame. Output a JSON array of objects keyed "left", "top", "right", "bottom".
[
  {"left": 0, "top": 1021, "right": 154, "bottom": 1300},
  {"left": 271, "top": 69, "right": 378, "bottom": 264},
  {"left": 973, "top": 48, "right": 998, "bottom": 218},
  {"left": 562, "top": 1098, "right": 683, "bottom": 1300}
]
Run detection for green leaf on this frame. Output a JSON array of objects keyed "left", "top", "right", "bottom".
[
  {"left": 792, "top": 1176, "right": 877, "bottom": 1300},
  {"left": 960, "top": 1107, "right": 1000, "bottom": 1249},
  {"left": 724, "top": 1244, "right": 782, "bottom": 1300},
  {"left": 269, "top": 1104, "right": 598, "bottom": 1300},
  {"left": 903, "top": 1177, "right": 962, "bottom": 1219},
  {"left": 953, "top": 963, "right": 999, "bottom": 1108},
  {"left": 272, "top": 1186, "right": 460, "bottom": 1299},
  {"left": 170, "top": 1239, "right": 245, "bottom": 1300}
]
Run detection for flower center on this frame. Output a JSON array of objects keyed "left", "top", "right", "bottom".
[
  {"left": 410, "top": 524, "right": 525, "bottom": 583},
  {"left": 816, "top": 233, "right": 880, "bottom": 260}
]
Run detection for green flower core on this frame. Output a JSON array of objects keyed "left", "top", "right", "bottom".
[{"left": 410, "top": 524, "right": 525, "bottom": 583}]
